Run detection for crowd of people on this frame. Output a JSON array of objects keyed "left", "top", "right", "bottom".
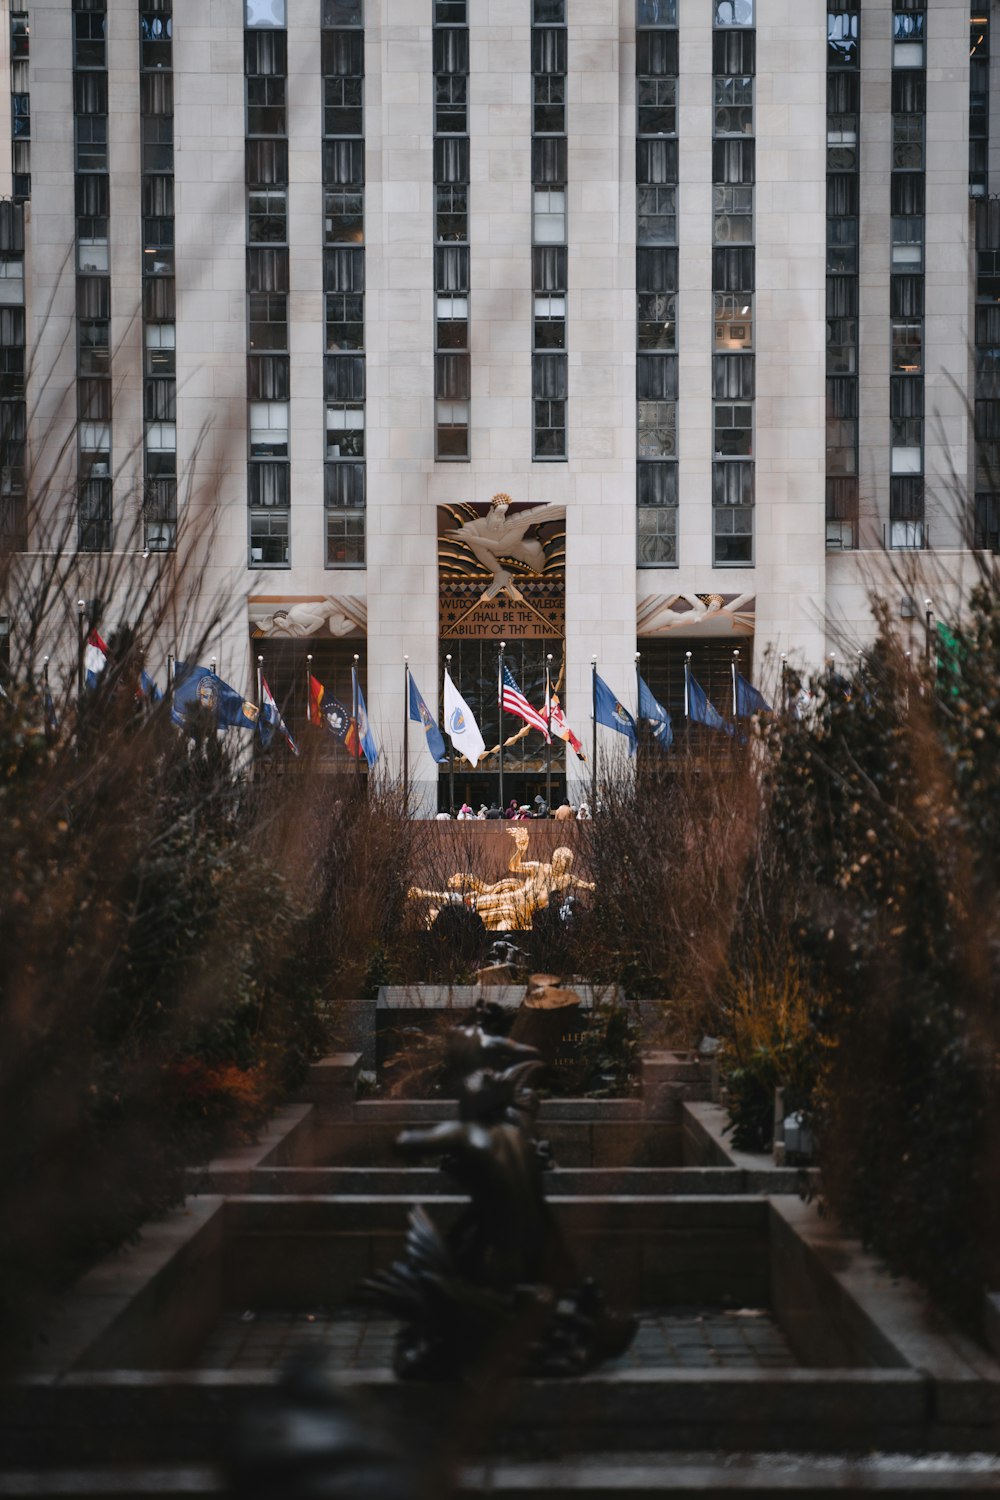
[{"left": 435, "top": 796, "right": 590, "bottom": 822}]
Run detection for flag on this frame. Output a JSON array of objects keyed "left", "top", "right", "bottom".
[
  {"left": 638, "top": 675, "right": 673, "bottom": 749},
  {"left": 352, "top": 665, "right": 379, "bottom": 766},
  {"left": 734, "top": 671, "right": 772, "bottom": 717},
  {"left": 500, "top": 664, "right": 550, "bottom": 741},
  {"left": 685, "top": 667, "right": 733, "bottom": 736},
  {"left": 935, "top": 621, "right": 963, "bottom": 698},
  {"left": 408, "top": 672, "right": 447, "bottom": 763},
  {"left": 593, "top": 671, "right": 637, "bottom": 755},
  {"left": 546, "top": 688, "right": 586, "bottom": 761},
  {"left": 443, "top": 668, "right": 485, "bottom": 766},
  {"left": 260, "top": 673, "right": 298, "bottom": 755},
  {"left": 84, "top": 629, "right": 109, "bottom": 690},
  {"left": 171, "top": 663, "right": 259, "bottom": 732},
  {"left": 309, "top": 673, "right": 359, "bottom": 755}
]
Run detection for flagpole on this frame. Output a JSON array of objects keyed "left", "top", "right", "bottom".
[
  {"left": 732, "top": 649, "right": 739, "bottom": 720},
  {"left": 306, "top": 654, "right": 313, "bottom": 728},
  {"left": 590, "top": 655, "right": 597, "bottom": 813},
  {"left": 684, "top": 652, "right": 692, "bottom": 753},
  {"left": 353, "top": 652, "right": 360, "bottom": 783},
  {"left": 256, "top": 654, "right": 263, "bottom": 710},
  {"left": 403, "top": 656, "right": 409, "bottom": 811},
  {"left": 545, "top": 651, "right": 552, "bottom": 812},
  {"left": 167, "top": 653, "right": 174, "bottom": 690},
  {"left": 498, "top": 640, "right": 505, "bottom": 813},
  {"left": 446, "top": 652, "right": 454, "bottom": 813},
  {"left": 780, "top": 653, "right": 787, "bottom": 715},
  {"left": 77, "top": 599, "right": 86, "bottom": 697},
  {"left": 634, "top": 650, "right": 641, "bottom": 759}
]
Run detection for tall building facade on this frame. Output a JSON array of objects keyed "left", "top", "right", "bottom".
[{"left": 0, "top": 0, "right": 985, "bottom": 808}]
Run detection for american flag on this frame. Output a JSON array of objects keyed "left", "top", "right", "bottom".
[{"left": 500, "top": 664, "right": 550, "bottom": 742}]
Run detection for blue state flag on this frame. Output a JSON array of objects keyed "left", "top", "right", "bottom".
[
  {"left": 408, "top": 672, "right": 447, "bottom": 763},
  {"left": 735, "top": 671, "right": 772, "bottom": 718},
  {"left": 593, "top": 671, "right": 637, "bottom": 756},
  {"left": 138, "top": 668, "right": 162, "bottom": 704},
  {"left": 638, "top": 675, "right": 673, "bottom": 749},
  {"left": 172, "top": 663, "right": 259, "bottom": 733},
  {"left": 686, "top": 671, "right": 733, "bottom": 736},
  {"left": 352, "top": 666, "right": 379, "bottom": 767}
]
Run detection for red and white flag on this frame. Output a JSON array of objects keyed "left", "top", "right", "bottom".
[
  {"left": 500, "top": 664, "right": 550, "bottom": 742},
  {"left": 546, "top": 688, "right": 586, "bottom": 761},
  {"left": 84, "top": 629, "right": 109, "bottom": 689}
]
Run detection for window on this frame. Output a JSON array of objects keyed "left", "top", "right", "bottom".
[
  {"left": 534, "top": 74, "right": 565, "bottom": 134},
  {"left": 324, "top": 189, "right": 363, "bottom": 244},
  {"left": 533, "top": 188, "right": 566, "bottom": 244},
  {"left": 249, "top": 292, "right": 288, "bottom": 351},
  {"left": 534, "top": 293, "right": 566, "bottom": 350},
  {"left": 827, "top": 217, "right": 858, "bottom": 275},
  {"left": 143, "top": 218, "right": 174, "bottom": 276},
  {"left": 146, "top": 324, "right": 176, "bottom": 378},
  {"left": 139, "top": 12, "right": 172, "bottom": 69},
  {"left": 79, "top": 320, "right": 110, "bottom": 375},
  {"left": 325, "top": 403, "right": 364, "bottom": 458},
  {"left": 826, "top": 520, "right": 855, "bottom": 550},
  {"left": 436, "top": 400, "right": 470, "bottom": 459},
  {"left": 827, "top": 10, "right": 859, "bottom": 65},
  {"left": 249, "top": 401, "right": 289, "bottom": 457},
  {"left": 326, "top": 508, "right": 365, "bottom": 566},
  {"left": 436, "top": 184, "right": 468, "bottom": 243},
  {"left": 434, "top": 0, "right": 466, "bottom": 18},
  {"left": 713, "top": 504, "right": 753, "bottom": 564},
  {"left": 637, "top": 184, "right": 677, "bottom": 244},
  {"left": 250, "top": 188, "right": 287, "bottom": 243},
  {"left": 12, "top": 94, "right": 30, "bottom": 138},
  {"left": 77, "top": 235, "right": 108, "bottom": 273},
  {"left": 248, "top": 74, "right": 287, "bottom": 136},
  {"left": 892, "top": 10, "right": 924, "bottom": 67},
  {"left": 638, "top": 77, "right": 676, "bottom": 136},
  {"left": 146, "top": 422, "right": 177, "bottom": 477},
  {"left": 890, "top": 519, "right": 923, "bottom": 549},
  {"left": 11, "top": 13, "right": 29, "bottom": 62},
  {"left": 713, "top": 184, "right": 753, "bottom": 243},
  {"left": 974, "top": 493, "right": 1000, "bottom": 552},
  {"left": 714, "top": 402, "right": 752, "bottom": 457},
  {"left": 249, "top": 509, "right": 290, "bottom": 566},
  {"left": 435, "top": 75, "right": 467, "bottom": 134},
  {"left": 325, "top": 292, "right": 364, "bottom": 351},
  {"left": 246, "top": 0, "right": 287, "bottom": 26},
  {"left": 80, "top": 422, "right": 112, "bottom": 475},
  {"left": 826, "top": 418, "right": 857, "bottom": 475},
  {"left": 638, "top": 0, "right": 677, "bottom": 20},
  {"left": 714, "top": 76, "right": 753, "bottom": 136},
  {"left": 637, "top": 400, "right": 677, "bottom": 458},
  {"left": 325, "top": 0, "right": 363, "bottom": 21},
  {"left": 713, "top": 292, "right": 751, "bottom": 349},
  {"left": 142, "top": 115, "right": 173, "bottom": 173},
  {"left": 79, "top": 479, "right": 112, "bottom": 552},
  {"left": 827, "top": 116, "right": 858, "bottom": 170},
  {"left": 890, "top": 416, "right": 922, "bottom": 472},
  {"left": 534, "top": 0, "right": 565, "bottom": 19},
  {"left": 436, "top": 293, "right": 469, "bottom": 349},
  {"left": 891, "top": 320, "right": 922, "bottom": 373},
  {"left": 715, "top": 0, "right": 754, "bottom": 24},
  {"left": 74, "top": 13, "right": 106, "bottom": 69},
  {"left": 325, "top": 76, "right": 363, "bottom": 137},
  {"left": 75, "top": 116, "right": 108, "bottom": 172},
  {"left": 892, "top": 113, "right": 923, "bottom": 170},
  {"left": 533, "top": 400, "right": 565, "bottom": 458},
  {"left": 891, "top": 216, "right": 923, "bottom": 269},
  {"left": 638, "top": 506, "right": 677, "bottom": 565},
  {"left": 826, "top": 316, "right": 857, "bottom": 375}
]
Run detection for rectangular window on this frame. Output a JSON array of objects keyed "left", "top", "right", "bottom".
[
  {"left": 326, "top": 508, "right": 365, "bottom": 566},
  {"left": 891, "top": 216, "right": 923, "bottom": 269},
  {"left": 249, "top": 400, "right": 289, "bottom": 457},
  {"left": 324, "top": 189, "right": 364, "bottom": 244},
  {"left": 246, "top": 0, "right": 287, "bottom": 26},
  {"left": 826, "top": 316, "right": 857, "bottom": 375},
  {"left": 435, "top": 74, "right": 467, "bottom": 134},
  {"left": 891, "top": 320, "right": 922, "bottom": 373},
  {"left": 435, "top": 184, "right": 468, "bottom": 243},
  {"left": 436, "top": 293, "right": 469, "bottom": 349},
  {"left": 436, "top": 399, "right": 470, "bottom": 459},
  {"left": 714, "top": 401, "right": 752, "bottom": 457},
  {"left": 713, "top": 184, "right": 753, "bottom": 244},
  {"left": 713, "top": 504, "right": 753, "bottom": 564},
  {"left": 248, "top": 74, "right": 287, "bottom": 136},
  {"left": 75, "top": 116, "right": 108, "bottom": 172},
  {"left": 827, "top": 217, "right": 858, "bottom": 275},
  {"left": 715, "top": 0, "right": 754, "bottom": 26},
  {"left": 533, "top": 399, "right": 566, "bottom": 459},
  {"left": 76, "top": 237, "right": 108, "bottom": 274},
  {"left": 714, "top": 76, "right": 753, "bottom": 136},
  {"left": 325, "top": 0, "right": 364, "bottom": 21},
  {"left": 250, "top": 188, "right": 288, "bottom": 243},
  {"left": 325, "top": 292, "right": 364, "bottom": 351},
  {"left": 892, "top": 10, "right": 924, "bottom": 67},
  {"left": 79, "top": 320, "right": 110, "bottom": 375},
  {"left": 890, "top": 416, "right": 922, "bottom": 472},
  {"left": 828, "top": 10, "right": 859, "bottom": 66},
  {"left": 637, "top": 505, "right": 677, "bottom": 566},
  {"left": 74, "top": 13, "right": 106, "bottom": 69},
  {"left": 325, "top": 403, "right": 365, "bottom": 458},
  {"left": 637, "top": 184, "right": 677, "bottom": 244},
  {"left": 139, "top": 12, "right": 172, "bottom": 70},
  {"left": 892, "top": 113, "right": 923, "bottom": 170},
  {"left": 249, "top": 292, "right": 288, "bottom": 351},
  {"left": 324, "top": 76, "right": 363, "bottom": 137},
  {"left": 826, "top": 417, "right": 857, "bottom": 475},
  {"left": 638, "top": 0, "right": 677, "bottom": 22},
  {"left": 533, "top": 188, "right": 566, "bottom": 245},
  {"left": 142, "top": 116, "right": 174, "bottom": 174},
  {"left": 534, "top": 293, "right": 566, "bottom": 350},
  {"left": 249, "top": 508, "right": 290, "bottom": 566},
  {"left": 534, "top": 74, "right": 565, "bottom": 134},
  {"left": 890, "top": 519, "right": 923, "bottom": 549},
  {"left": 827, "top": 116, "right": 858, "bottom": 170},
  {"left": 79, "top": 479, "right": 113, "bottom": 552},
  {"left": 145, "top": 323, "right": 176, "bottom": 378},
  {"left": 637, "top": 77, "right": 676, "bottom": 136},
  {"left": 637, "top": 400, "right": 677, "bottom": 459},
  {"left": 713, "top": 291, "right": 752, "bottom": 349}
]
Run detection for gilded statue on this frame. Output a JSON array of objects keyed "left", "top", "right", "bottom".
[{"left": 407, "top": 826, "right": 595, "bottom": 931}]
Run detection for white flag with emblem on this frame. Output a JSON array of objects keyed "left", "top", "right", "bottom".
[{"left": 443, "top": 669, "right": 485, "bottom": 767}]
